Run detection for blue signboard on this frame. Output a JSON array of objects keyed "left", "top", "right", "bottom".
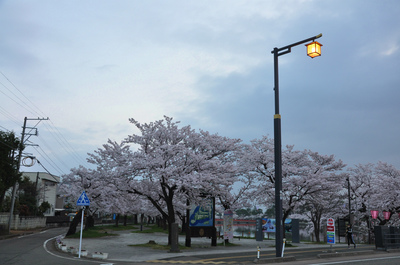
[
  {"left": 327, "top": 233, "right": 335, "bottom": 244},
  {"left": 189, "top": 198, "right": 214, "bottom": 227},
  {"left": 262, "top": 218, "right": 292, "bottom": 233}
]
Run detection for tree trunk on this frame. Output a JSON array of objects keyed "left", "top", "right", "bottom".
[
  {"left": 181, "top": 216, "right": 186, "bottom": 233},
  {"left": 123, "top": 215, "right": 127, "bottom": 226},
  {"left": 314, "top": 226, "right": 320, "bottom": 242},
  {"left": 311, "top": 218, "right": 320, "bottom": 242},
  {"left": 0, "top": 191, "right": 6, "bottom": 211},
  {"left": 66, "top": 209, "right": 82, "bottom": 236},
  {"left": 166, "top": 200, "right": 176, "bottom": 245},
  {"left": 85, "top": 215, "right": 94, "bottom": 230},
  {"left": 115, "top": 214, "right": 120, "bottom": 227}
]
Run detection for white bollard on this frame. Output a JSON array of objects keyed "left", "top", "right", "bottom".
[{"left": 281, "top": 238, "right": 286, "bottom": 257}]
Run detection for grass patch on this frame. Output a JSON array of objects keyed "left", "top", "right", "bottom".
[
  {"left": 97, "top": 224, "right": 137, "bottom": 231},
  {"left": 66, "top": 226, "right": 119, "bottom": 238},
  {"left": 217, "top": 241, "right": 239, "bottom": 247},
  {"left": 129, "top": 241, "right": 189, "bottom": 250},
  {"left": 131, "top": 225, "right": 168, "bottom": 234},
  {"left": 268, "top": 242, "right": 298, "bottom": 247}
]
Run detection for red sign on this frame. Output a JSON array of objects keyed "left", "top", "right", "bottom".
[{"left": 327, "top": 217, "right": 335, "bottom": 244}]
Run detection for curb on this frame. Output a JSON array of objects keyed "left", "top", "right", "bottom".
[
  {"left": 386, "top": 248, "right": 400, "bottom": 253},
  {"left": 54, "top": 237, "right": 109, "bottom": 260},
  {"left": 254, "top": 255, "right": 296, "bottom": 264},
  {"left": 317, "top": 250, "right": 375, "bottom": 258}
]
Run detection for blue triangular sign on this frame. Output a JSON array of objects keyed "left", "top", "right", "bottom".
[{"left": 77, "top": 191, "right": 90, "bottom": 206}]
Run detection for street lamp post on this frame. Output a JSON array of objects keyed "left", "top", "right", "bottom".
[
  {"left": 347, "top": 177, "right": 352, "bottom": 225},
  {"left": 272, "top": 33, "right": 322, "bottom": 258}
]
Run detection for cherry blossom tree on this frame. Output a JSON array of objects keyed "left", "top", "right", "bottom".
[
  {"left": 349, "top": 162, "right": 400, "bottom": 227},
  {"left": 373, "top": 161, "right": 400, "bottom": 224},
  {"left": 294, "top": 177, "right": 347, "bottom": 242},
  {"left": 346, "top": 163, "right": 377, "bottom": 236},
  {"left": 59, "top": 164, "right": 143, "bottom": 235},
  {"left": 84, "top": 116, "right": 244, "bottom": 244},
  {"left": 244, "top": 135, "right": 345, "bottom": 239}
]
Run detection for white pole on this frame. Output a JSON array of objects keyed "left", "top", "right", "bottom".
[
  {"left": 281, "top": 238, "right": 286, "bottom": 257},
  {"left": 78, "top": 207, "right": 85, "bottom": 258}
]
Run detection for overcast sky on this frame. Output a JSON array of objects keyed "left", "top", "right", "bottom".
[{"left": 1, "top": 0, "right": 400, "bottom": 176}]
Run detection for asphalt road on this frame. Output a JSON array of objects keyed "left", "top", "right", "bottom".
[
  {"left": 2, "top": 227, "right": 400, "bottom": 265},
  {"left": 275, "top": 253, "right": 400, "bottom": 265},
  {"left": 0, "top": 227, "right": 107, "bottom": 265},
  {"left": 160, "top": 244, "right": 400, "bottom": 264}
]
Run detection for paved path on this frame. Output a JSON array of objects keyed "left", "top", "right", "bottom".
[
  {"left": 58, "top": 226, "right": 364, "bottom": 263},
  {"left": 2, "top": 226, "right": 384, "bottom": 264}
]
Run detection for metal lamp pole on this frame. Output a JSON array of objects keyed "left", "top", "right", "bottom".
[
  {"left": 272, "top": 33, "right": 322, "bottom": 258},
  {"left": 347, "top": 177, "right": 352, "bottom": 224}
]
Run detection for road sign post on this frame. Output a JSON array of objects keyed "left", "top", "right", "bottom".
[
  {"left": 76, "top": 191, "right": 90, "bottom": 258},
  {"left": 327, "top": 218, "right": 335, "bottom": 244}
]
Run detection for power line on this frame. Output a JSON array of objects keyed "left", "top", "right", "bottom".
[
  {"left": 0, "top": 71, "right": 90, "bottom": 174},
  {"left": 0, "top": 106, "right": 20, "bottom": 126},
  {"left": 0, "top": 81, "right": 40, "bottom": 117},
  {"left": 0, "top": 71, "right": 46, "bottom": 117},
  {"left": 42, "top": 121, "right": 87, "bottom": 166},
  {"left": 33, "top": 145, "right": 65, "bottom": 176}
]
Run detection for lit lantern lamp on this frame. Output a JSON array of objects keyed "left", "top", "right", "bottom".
[
  {"left": 305, "top": 41, "right": 322, "bottom": 58},
  {"left": 383, "top": 211, "right": 391, "bottom": 220},
  {"left": 371, "top": 210, "right": 379, "bottom": 219}
]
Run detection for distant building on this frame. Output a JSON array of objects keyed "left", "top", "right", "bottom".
[{"left": 22, "top": 172, "right": 60, "bottom": 216}]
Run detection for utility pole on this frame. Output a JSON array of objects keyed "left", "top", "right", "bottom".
[{"left": 8, "top": 117, "right": 48, "bottom": 233}]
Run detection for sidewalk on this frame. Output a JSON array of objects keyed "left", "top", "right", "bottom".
[
  {"left": 0, "top": 228, "right": 46, "bottom": 240},
  {"left": 58, "top": 227, "right": 355, "bottom": 263}
]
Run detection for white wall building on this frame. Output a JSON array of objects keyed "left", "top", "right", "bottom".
[{"left": 22, "top": 172, "right": 60, "bottom": 216}]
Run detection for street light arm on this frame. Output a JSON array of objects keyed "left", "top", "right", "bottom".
[{"left": 271, "top": 33, "right": 322, "bottom": 56}]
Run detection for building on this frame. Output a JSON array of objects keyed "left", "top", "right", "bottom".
[{"left": 22, "top": 172, "right": 60, "bottom": 216}]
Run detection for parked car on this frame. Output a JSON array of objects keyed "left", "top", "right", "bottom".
[{"left": 67, "top": 213, "right": 76, "bottom": 222}]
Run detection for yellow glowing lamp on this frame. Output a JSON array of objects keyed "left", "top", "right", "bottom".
[{"left": 305, "top": 41, "right": 322, "bottom": 58}]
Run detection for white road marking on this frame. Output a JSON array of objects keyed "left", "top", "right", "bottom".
[
  {"left": 310, "top": 255, "right": 400, "bottom": 265},
  {"left": 43, "top": 234, "right": 105, "bottom": 263}
]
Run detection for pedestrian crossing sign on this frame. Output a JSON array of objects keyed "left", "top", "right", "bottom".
[{"left": 76, "top": 191, "right": 90, "bottom": 206}]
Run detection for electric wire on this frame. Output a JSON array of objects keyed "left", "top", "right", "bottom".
[
  {"left": 0, "top": 106, "right": 21, "bottom": 126},
  {"left": 34, "top": 136, "right": 72, "bottom": 173},
  {"left": 41, "top": 121, "right": 87, "bottom": 165},
  {"left": 0, "top": 71, "right": 90, "bottom": 175},
  {"left": 33, "top": 145, "right": 65, "bottom": 176},
  {"left": 36, "top": 159, "right": 61, "bottom": 182},
  {"left": 0, "top": 80, "right": 40, "bottom": 117},
  {"left": 1, "top": 70, "right": 88, "bottom": 168},
  {"left": 0, "top": 125, "right": 12, "bottom": 132},
  {"left": 0, "top": 71, "right": 47, "bottom": 117}
]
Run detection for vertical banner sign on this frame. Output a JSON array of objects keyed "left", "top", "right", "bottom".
[
  {"left": 327, "top": 218, "right": 335, "bottom": 244},
  {"left": 223, "top": 210, "right": 233, "bottom": 240}
]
